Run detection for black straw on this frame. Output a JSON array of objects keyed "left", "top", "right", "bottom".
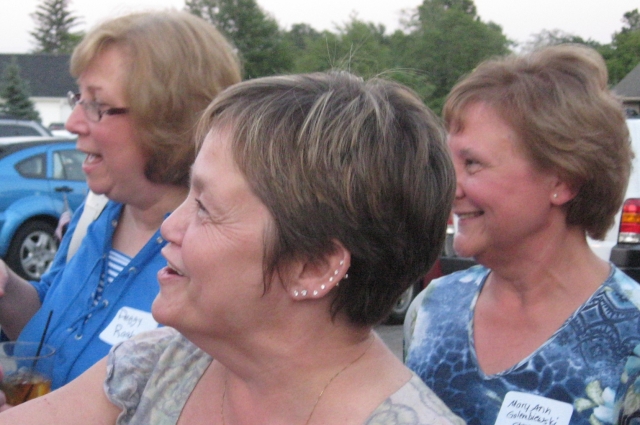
[
  {"left": 34, "top": 310, "right": 53, "bottom": 360},
  {"left": 22, "top": 310, "right": 53, "bottom": 404}
]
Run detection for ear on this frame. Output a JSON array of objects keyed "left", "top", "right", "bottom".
[
  {"left": 550, "top": 178, "right": 577, "bottom": 206},
  {"left": 288, "top": 240, "right": 350, "bottom": 301}
]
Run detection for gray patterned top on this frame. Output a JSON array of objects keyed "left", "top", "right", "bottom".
[{"left": 103, "top": 327, "right": 464, "bottom": 425}]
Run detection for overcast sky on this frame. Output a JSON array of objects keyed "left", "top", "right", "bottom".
[{"left": 0, "top": 0, "right": 637, "bottom": 53}]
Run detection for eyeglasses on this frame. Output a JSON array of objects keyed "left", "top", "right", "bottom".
[{"left": 67, "top": 92, "right": 129, "bottom": 123}]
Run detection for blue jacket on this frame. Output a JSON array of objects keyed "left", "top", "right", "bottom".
[{"left": 18, "top": 200, "right": 164, "bottom": 389}]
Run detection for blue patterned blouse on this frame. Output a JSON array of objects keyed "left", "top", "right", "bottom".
[{"left": 404, "top": 265, "right": 640, "bottom": 425}]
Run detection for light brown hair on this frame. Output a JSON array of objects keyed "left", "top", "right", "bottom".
[
  {"left": 444, "top": 44, "right": 632, "bottom": 239},
  {"left": 70, "top": 10, "right": 241, "bottom": 186}
]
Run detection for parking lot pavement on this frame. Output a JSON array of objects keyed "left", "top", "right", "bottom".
[{"left": 376, "top": 323, "right": 403, "bottom": 360}]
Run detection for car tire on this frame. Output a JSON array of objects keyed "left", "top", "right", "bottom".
[
  {"left": 386, "top": 282, "right": 420, "bottom": 324},
  {"left": 5, "top": 221, "right": 58, "bottom": 281}
]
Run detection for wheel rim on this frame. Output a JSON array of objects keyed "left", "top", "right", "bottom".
[
  {"left": 19, "top": 230, "right": 57, "bottom": 280},
  {"left": 393, "top": 286, "right": 414, "bottom": 315}
]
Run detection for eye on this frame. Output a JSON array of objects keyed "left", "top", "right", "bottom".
[
  {"left": 195, "top": 198, "right": 208, "bottom": 215},
  {"left": 463, "top": 157, "right": 482, "bottom": 174}
]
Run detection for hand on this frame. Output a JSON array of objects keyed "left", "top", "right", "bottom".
[{"left": 0, "top": 364, "right": 10, "bottom": 412}]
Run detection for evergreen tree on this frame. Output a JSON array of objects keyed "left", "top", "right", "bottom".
[
  {"left": 0, "top": 58, "right": 41, "bottom": 121},
  {"left": 30, "top": 0, "right": 83, "bottom": 54}
]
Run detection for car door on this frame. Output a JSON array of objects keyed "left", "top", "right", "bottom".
[{"left": 47, "top": 144, "right": 88, "bottom": 212}]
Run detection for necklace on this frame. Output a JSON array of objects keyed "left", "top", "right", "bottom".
[{"left": 220, "top": 335, "right": 374, "bottom": 425}]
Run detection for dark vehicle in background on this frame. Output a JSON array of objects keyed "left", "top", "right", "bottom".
[
  {"left": 606, "top": 118, "right": 640, "bottom": 281},
  {"left": 0, "top": 136, "right": 87, "bottom": 280},
  {"left": 0, "top": 116, "right": 52, "bottom": 138},
  {"left": 387, "top": 216, "right": 457, "bottom": 323}
]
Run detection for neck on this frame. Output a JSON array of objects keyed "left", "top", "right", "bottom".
[
  {"left": 121, "top": 184, "right": 187, "bottom": 231},
  {"left": 483, "top": 228, "right": 610, "bottom": 306},
  {"left": 220, "top": 333, "right": 375, "bottom": 425},
  {"left": 214, "top": 322, "right": 377, "bottom": 425}
]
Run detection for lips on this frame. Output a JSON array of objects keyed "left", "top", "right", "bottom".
[
  {"left": 457, "top": 211, "right": 483, "bottom": 220},
  {"left": 84, "top": 153, "right": 102, "bottom": 164},
  {"left": 163, "top": 259, "right": 185, "bottom": 276}
]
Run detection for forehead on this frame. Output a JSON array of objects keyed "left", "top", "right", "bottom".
[
  {"left": 78, "top": 47, "right": 128, "bottom": 95},
  {"left": 191, "top": 127, "right": 242, "bottom": 189}
]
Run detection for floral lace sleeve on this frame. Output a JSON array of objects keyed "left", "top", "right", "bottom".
[
  {"left": 103, "top": 327, "right": 180, "bottom": 423},
  {"left": 366, "top": 374, "right": 466, "bottom": 425}
]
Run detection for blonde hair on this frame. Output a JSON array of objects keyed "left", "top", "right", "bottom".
[
  {"left": 71, "top": 10, "right": 241, "bottom": 186},
  {"left": 444, "top": 44, "right": 631, "bottom": 239}
]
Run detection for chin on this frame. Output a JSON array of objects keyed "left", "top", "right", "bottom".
[{"left": 151, "top": 298, "right": 177, "bottom": 327}]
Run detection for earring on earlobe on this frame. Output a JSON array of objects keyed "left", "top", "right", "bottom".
[
  {"left": 553, "top": 193, "right": 558, "bottom": 199},
  {"left": 293, "top": 290, "right": 300, "bottom": 297}
]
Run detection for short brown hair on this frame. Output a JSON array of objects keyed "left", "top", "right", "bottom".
[
  {"left": 444, "top": 44, "right": 632, "bottom": 239},
  {"left": 197, "top": 72, "right": 455, "bottom": 326},
  {"left": 70, "top": 10, "right": 241, "bottom": 186}
]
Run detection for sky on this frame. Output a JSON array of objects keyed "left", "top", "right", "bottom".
[{"left": 0, "top": 0, "right": 637, "bottom": 53}]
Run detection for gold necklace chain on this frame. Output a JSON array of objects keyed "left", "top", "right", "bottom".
[{"left": 220, "top": 335, "right": 374, "bottom": 425}]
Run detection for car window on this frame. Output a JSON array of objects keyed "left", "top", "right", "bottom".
[
  {"left": 15, "top": 153, "right": 46, "bottom": 178},
  {"left": 53, "top": 150, "right": 85, "bottom": 181},
  {"left": 0, "top": 125, "right": 42, "bottom": 137}
]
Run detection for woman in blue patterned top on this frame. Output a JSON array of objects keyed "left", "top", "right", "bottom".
[{"left": 404, "top": 44, "right": 639, "bottom": 425}]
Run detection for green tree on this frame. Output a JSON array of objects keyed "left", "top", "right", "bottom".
[
  {"left": 522, "top": 29, "right": 601, "bottom": 53},
  {"left": 185, "top": 0, "right": 293, "bottom": 78},
  {"left": 0, "top": 58, "right": 41, "bottom": 121},
  {"left": 286, "top": 23, "right": 322, "bottom": 54},
  {"left": 30, "top": 0, "right": 83, "bottom": 54},
  {"left": 602, "top": 9, "right": 640, "bottom": 85},
  {"left": 400, "top": 0, "right": 510, "bottom": 112},
  {"left": 293, "top": 17, "right": 392, "bottom": 78}
]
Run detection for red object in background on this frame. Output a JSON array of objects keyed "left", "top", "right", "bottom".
[{"left": 421, "top": 258, "right": 443, "bottom": 289}]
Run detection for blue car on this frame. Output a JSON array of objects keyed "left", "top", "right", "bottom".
[{"left": 0, "top": 136, "right": 87, "bottom": 280}]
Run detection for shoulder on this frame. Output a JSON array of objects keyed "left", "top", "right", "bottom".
[
  {"left": 604, "top": 265, "right": 640, "bottom": 311},
  {"left": 366, "top": 374, "right": 465, "bottom": 425},
  {"left": 404, "top": 265, "right": 487, "bottom": 345},
  {"left": 104, "top": 328, "right": 193, "bottom": 409}
]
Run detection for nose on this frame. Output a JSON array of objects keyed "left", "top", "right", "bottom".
[
  {"left": 454, "top": 177, "right": 464, "bottom": 199},
  {"left": 452, "top": 161, "right": 464, "bottom": 200},
  {"left": 65, "top": 104, "right": 89, "bottom": 136},
  {"left": 160, "top": 199, "right": 189, "bottom": 246}
]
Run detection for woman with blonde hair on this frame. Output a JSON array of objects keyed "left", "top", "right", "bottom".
[{"left": 0, "top": 9, "right": 240, "bottom": 392}]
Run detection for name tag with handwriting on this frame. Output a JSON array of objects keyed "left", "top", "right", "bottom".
[
  {"left": 99, "top": 306, "right": 159, "bottom": 345},
  {"left": 495, "top": 391, "right": 573, "bottom": 425}
]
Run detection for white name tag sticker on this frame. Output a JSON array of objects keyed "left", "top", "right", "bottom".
[
  {"left": 99, "top": 306, "right": 159, "bottom": 346},
  {"left": 495, "top": 391, "right": 574, "bottom": 425}
]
